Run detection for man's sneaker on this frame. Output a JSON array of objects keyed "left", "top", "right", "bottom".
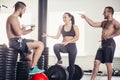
[{"left": 29, "top": 66, "right": 44, "bottom": 75}]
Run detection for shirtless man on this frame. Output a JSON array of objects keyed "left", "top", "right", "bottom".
[
  {"left": 80, "top": 6, "right": 120, "bottom": 80},
  {"left": 6, "top": 1, "right": 44, "bottom": 75}
]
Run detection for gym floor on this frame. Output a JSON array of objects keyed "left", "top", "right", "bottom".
[{"left": 81, "top": 75, "right": 120, "bottom": 80}]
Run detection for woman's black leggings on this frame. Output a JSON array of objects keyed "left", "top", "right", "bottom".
[{"left": 54, "top": 43, "right": 77, "bottom": 80}]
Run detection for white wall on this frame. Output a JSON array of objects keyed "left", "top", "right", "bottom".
[
  {"left": 48, "top": 0, "right": 120, "bottom": 56},
  {"left": 47, "top": 0, "right": 120, "bottom": 72},
  {"left": 1, "top": 0, "right": 120, "bottom": 55},
  {"left": 1, "top": 0, "right": 120, "bottom": 72},
  {"left": 0, "top": 0, "right": 38, "bottom": 42}
]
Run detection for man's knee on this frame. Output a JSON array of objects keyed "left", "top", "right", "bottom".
[
  {"left": 37, "top": 41, "right": 44, "bottom": 48},
  {"left": 105, "top": 63, "right": 112, "bottom": 68},
  {"left": 94, "top": 60, "right": 100, "bottom": 67},
  {"left": 26, "top": 57, "right": 32, "bottom": 62}
]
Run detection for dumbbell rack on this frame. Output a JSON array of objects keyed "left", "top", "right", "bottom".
[
  {"left": 0, "top": 45, "right": 18, "bottom": 80},
  {"left": 37, "top": 47, "right": 49, "bottom": 71},
  {"left": 16, "top": 61, "right": 29, "bottom": 80}
]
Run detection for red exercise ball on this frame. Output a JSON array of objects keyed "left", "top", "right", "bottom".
[{"left": 31, "top": 73, "right": 48, "bottom": 80}]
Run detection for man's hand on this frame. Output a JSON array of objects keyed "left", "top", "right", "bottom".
[
  {"left": 31, "top": 25, "right": 35, "bottom": 31},
  {"left": 102, "top": 34, "right": 114, "bottom": 40},
  {"left": 79, "top": 13, "right": 86, "bottom": 19}
]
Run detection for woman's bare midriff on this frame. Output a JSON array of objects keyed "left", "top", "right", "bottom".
[{"left": 62, "top": 36, "right": 75, "bottom": 43}]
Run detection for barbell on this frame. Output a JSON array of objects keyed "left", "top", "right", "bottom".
[{"left": 45, "top": 64, "right": 83, "bottom": 80}]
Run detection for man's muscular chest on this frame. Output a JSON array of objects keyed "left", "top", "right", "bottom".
[{"left": 102, "top": 21, "right": 114, "bottom": 30}]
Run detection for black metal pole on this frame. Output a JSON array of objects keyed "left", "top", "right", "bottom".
[{"left": 38, "top": 0, "right": 47, "bottom": 47}]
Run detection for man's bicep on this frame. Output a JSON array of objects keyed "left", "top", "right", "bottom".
[
  {"left": 113, "top": 21, "right": 120, "bottom": 37},
  {"left": 114, "top": 21, "right": 120, "bottom": 29},
  {"left": 94, "top": 22, "right": 102, "bottom": 28}
]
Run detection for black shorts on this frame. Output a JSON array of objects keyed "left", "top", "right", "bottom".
[
  {"left": 95, "top": 38, "right": 116, "bottom": 63},
  {"left": 9, "top": 38, "right": 34, "bottom": 55}
]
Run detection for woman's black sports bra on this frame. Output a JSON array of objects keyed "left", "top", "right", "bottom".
[{"left": 61, "top": 25, "right": 75, "bottom": 37}]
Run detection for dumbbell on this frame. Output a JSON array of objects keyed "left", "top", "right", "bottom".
[{"left": 45, "top": 65, "right": 69, "bottom": 80}]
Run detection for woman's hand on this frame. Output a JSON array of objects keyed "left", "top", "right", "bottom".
[
  {"left": 62, "top": 41, "right": 69, "bottom": 46},
  {"left": 42, "top": 33, "right": 48, "bottom": 37}
]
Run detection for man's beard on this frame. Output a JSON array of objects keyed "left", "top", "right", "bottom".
[
  {"left": 104, "top": 16, "right": 108, "bottom": 19},
  {"left": 19, "top": 13, "right": 22, "bottom": 18}
]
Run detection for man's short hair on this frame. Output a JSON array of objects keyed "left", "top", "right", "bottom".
[
  {"left": 14, "top": 1, "right": 26, "bottom": 11},
  {"left": 105, "top": 6, "right": 114, "bottom": 15}
]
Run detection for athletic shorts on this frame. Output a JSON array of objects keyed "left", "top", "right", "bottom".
[
  {"left": 95, "top": 38, "right": 116, "bottom": 63},
  {"left": 9, "top": 38, "right": 34, "bottom": 55}
]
